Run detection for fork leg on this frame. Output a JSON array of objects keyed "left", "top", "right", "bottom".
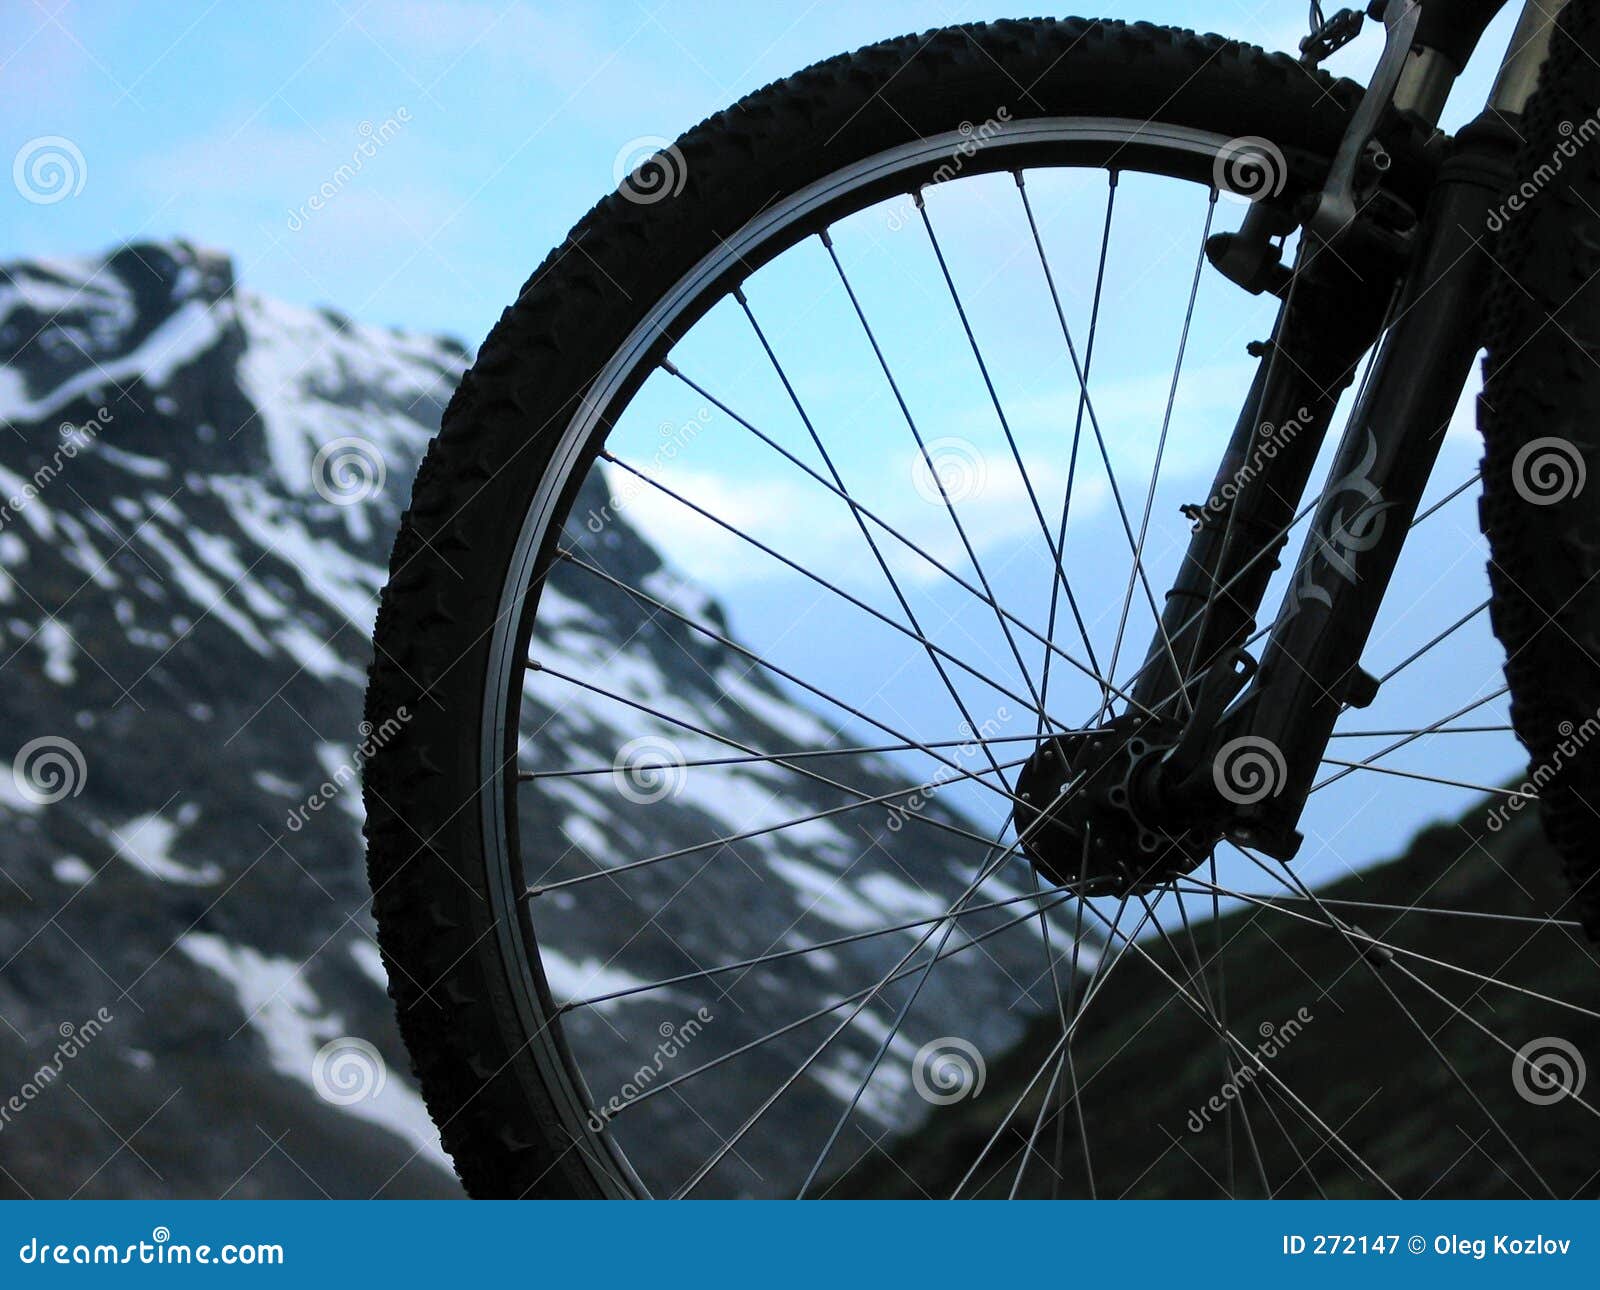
[{"left": 1216, "top": 113, "right": 1521, "bottom": 856}]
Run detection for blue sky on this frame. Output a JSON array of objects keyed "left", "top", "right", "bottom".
[
  {"left": 0, "top": 0, "right": 1481, "bottom": 343},
  {"left": 2, "top": 1, "right": 1538, "bottom": 886}
]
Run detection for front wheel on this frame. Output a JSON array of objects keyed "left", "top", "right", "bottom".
[{"left": 365, "top": 17, "right": 1596, "bottom": 1199}]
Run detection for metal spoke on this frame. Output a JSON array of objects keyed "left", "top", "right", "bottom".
[
  {"left": 1104, "top": 192, "right": 1217, "bottom": 713},
  {"left": 1183, "top": 875, "right": 1600, "bottom": 1023},
  {"left": 558, "top": 882, "right": 1097, "bottom": 1012},
  {"left": 522, "top": 661, "right": 1033, "bottom": 894},
  {"left": 1134, "top": 889, "right": 1264, "bottom": 1198},
  {"left": 733, "top": 279, "right": 1039, "bottom": 876},
  {"left": 1318, "top": 758, "right": 1533, "bottom": 798},
  {"left": 1311, "top": 685, "right": 1510, "bottom": 794},
  {"left": 1017, "top": 172, "right": 1190, "bottom": 712},
  {"left": 663, "top": 361, "right": 1121, "bottom": 715},
  {"left": 951, "top": 894, "right": 1149, "bottom": 1198},
  {"left": 1329, "top": 724, "right": 1511, "bottom": 738},
  {"left": 918, "top": 195, "right": 1103, "bottom": 688},
  {"left": 622, "top": 874, "right": 1082, "bottom": 1122},
  {"left": 1173, "top": 879, "right": 1271, "bottom": 1197},
  {"left": 520, "top": 731, "right": 1047, "bottom": 782},
  {"left": 1170, "top": 886, "right": 1583, "bottom": 931},
  {"left": 1412, "top": 469, "right": 1481, "bottom": 527},
  {"left": 531, "top": 750, "right": 1028, "bottom": 898},
  {"left": 1035, "top": 170, "right": 1117, "bottom": 719},
  {"left": 819, "top": 230, "right": 1045, "bottom": 714},
  {"left": 1234, "top": 847, "right": 1561, "bottom": 1197},
  {"left": 1074, "top": 888, "right": 1400, "bottom": 1197},
  {"left": 1006, "top": 852, "right": 1079, "bottom": 1199},
  {"left": 674, "top": 807, "right": 1059, "bottom": 1195},
  {"left": 597, "top": 450, "right": 1139, "bottom": 724},
  {"left": 1374, "top": 598, "right": 1490, "bottom": 688},
  {"left": 554, "top": 545, "right": 1042, "bottom": 810}
]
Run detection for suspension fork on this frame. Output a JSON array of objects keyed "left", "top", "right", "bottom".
[
  {"left": 1126, "top": 240, "right": 1393, "bottom": 722},
  {"left": 1135, "top": 0, "right": 1543, "bottom": 860},
  {"left": 1150, "top": 113, "right": 1520, "bottom": 858}
]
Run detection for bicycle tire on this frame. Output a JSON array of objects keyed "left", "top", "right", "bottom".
[
  {"left": 1479, "top": 0, "right": 1600, "bottom": 940},
  {"left": 362, "top": 17, "right": 1366, "bottom": 1198}
]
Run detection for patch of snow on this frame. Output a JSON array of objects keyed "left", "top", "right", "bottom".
[
  {"left": 114, "top": 813, "right": 223, "bottom": 885},
  {"left": 177, "top": 931, "right": 448, "bottom": 1169},
  {"left": 52, "top": 856, "right": 94, "bottom": 884}
]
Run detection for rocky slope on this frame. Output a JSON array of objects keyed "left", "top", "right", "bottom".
[{"left": 0, "top": 241, "right": 1062, "bottom": 1197}]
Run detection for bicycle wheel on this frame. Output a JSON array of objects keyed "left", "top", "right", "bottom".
[{"left": 365, "top": 17, "right": 1597, "bottom": 1199}]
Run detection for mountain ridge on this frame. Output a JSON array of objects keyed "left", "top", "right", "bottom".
[{"left": 0, "top": 240, "right": 1059, "bottom": 1197}]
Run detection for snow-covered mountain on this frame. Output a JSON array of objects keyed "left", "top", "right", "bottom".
[{"left": 0, "top": 241, "right": 1064, "bottom": 1198}]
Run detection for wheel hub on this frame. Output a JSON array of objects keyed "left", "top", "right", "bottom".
[{"left": 1013, "top": 715, "right": 1215, "bottom": 897}]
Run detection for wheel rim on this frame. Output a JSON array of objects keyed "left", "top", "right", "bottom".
[{"left": 479, "top": 118, "right": 1597, "bottom": 1198}]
